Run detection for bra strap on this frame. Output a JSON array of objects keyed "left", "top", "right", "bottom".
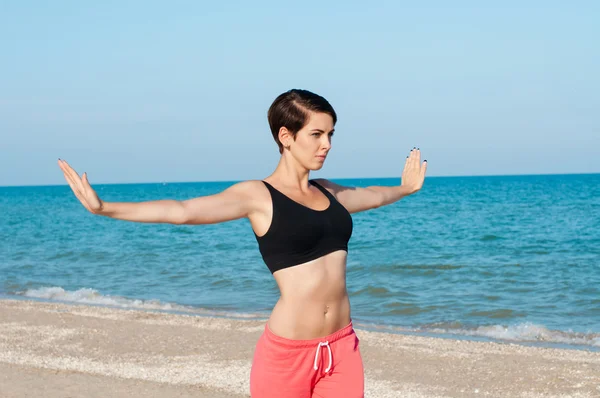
[{"left": 309, "top": 179, "right": 336, "bottom": 201}]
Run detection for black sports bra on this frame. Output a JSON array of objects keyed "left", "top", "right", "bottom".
[{"left": 254, "top": 180, "right": 353, "bottom": 274}]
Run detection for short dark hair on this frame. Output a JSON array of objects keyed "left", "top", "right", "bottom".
[{"left": 267, "top": 89, "right": 337, "bottom": 154}]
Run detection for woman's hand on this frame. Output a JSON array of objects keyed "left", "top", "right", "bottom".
[
  {"left": 58, "top": 159, "right": 104, "bottom": 214},
  {"left": 401, "top": 148, "right": 427, "bottom": 194}
]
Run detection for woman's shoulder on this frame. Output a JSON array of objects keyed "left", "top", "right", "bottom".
[
  {"left": 226, "top": 180, "right": 271, "bottom": 201},
  {"left": 224, "top": 180, "right": 272, "bottom": 217}
]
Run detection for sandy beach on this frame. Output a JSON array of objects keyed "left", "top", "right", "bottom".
[{"left": 1, "top": 299, "right": 599, "bottom": 397}]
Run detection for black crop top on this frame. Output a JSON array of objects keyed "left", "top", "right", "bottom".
[{"left": 254, "top": 180, "right": 353, "bottom": 274}]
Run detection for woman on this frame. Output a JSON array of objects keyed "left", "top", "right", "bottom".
[{"left": 58, "top": 89, "right": 427, "bottom": 398}]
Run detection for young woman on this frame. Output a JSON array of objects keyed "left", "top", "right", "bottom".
[{"left": 58, "top": 89, "right": 427, "bottom": 398}]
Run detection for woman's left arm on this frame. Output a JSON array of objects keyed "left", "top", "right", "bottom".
[{"left": 316, "top": 148, "right": 427, "bottom": 214}]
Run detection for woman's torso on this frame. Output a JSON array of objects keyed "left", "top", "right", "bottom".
[{"left": 248, "top": 179, "right": 353, "bottom": 339}]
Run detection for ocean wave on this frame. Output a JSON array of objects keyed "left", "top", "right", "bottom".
[
  {"left": 16, "top": 286, "right": 266, "bottom": 319},
  {"left": 417, "top": 321, "right": 600, "bottom": 348}
]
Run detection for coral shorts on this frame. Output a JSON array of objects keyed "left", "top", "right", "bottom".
[{"left": 250, "top": 321, "right": 364, "bottom": 398}]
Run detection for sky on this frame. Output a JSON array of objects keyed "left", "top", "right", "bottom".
[{"left": 1, "top": 1, "right": 598, "bottom": 186}]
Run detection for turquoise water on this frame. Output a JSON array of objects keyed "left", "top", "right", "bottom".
[{"left": 2, "top": 174, "right": 599, "bottom": 349}]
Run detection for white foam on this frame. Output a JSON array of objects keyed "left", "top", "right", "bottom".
[
  {"left": 423, "top": 322, "right": 600, "bottom": 348},
  {"left": 17, "top": 286, "right": 266, "bottom": 319}
]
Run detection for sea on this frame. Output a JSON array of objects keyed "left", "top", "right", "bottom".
[{"left": 1, "top": 174, "right": 599, "bottom": 351}]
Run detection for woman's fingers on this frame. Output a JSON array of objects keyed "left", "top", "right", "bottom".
[
  {"left": 61, "top": 169, "right": 81, "bottom": 195},
  {"left": 403, "top": 149, "right": 414, "bottom": 174},
  {"left": 58, "top": 159, "right": 97, "bottom": 212},
  {"left": 413, "top": 148, "right": 420, "bottom": 167},
  {"left": 62, "top": 170, "right": 88, "bottom": 205},
  {"left": 59, "top": 160, "right": 79, "bottom": 186},
  {"left": 60, "top": 160, "right": 84, "bottom": 188},
  {"left": 407, "top": 148, "right": 420, "bottom": 170},
  {"left": 60, "top": 160, "right": 91, "bottom": 198},
  {"left": 416, "top": 149, "right": 421, "bottom": 168}
]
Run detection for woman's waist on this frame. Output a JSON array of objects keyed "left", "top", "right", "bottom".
[{"left": 267, "top": 295, "right": 351, "bottom": 340}]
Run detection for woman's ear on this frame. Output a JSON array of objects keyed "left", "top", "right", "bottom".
[{"left": 278, "top": 127, "right": 292, "bottom": 149}]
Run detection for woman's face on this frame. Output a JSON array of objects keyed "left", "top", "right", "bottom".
[{"left": 281, "top": 111, "right": 335, "bottom": 170}]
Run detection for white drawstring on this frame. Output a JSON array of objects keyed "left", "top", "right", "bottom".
[{"left": 313, "top": 341, "right": 332, "bottom": 373}]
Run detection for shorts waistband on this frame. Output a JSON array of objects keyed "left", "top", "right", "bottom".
[{"left": 264, "top": 320, "right": 354, "bottom": 348}]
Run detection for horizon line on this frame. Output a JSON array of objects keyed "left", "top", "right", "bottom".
[{"left": 1, "top": 171, "right": 599, "bottom": 188}]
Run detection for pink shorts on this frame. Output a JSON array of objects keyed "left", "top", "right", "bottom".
[{"left": 250, "top": 321, "right": 364, "bottom": 398}]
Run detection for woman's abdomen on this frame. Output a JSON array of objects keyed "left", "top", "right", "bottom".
[{"left": 268, "top": 253, "right": 351, "bottom": 339}]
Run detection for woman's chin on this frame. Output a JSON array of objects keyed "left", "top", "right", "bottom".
[{"left": 310, "top": 162, "right": 325, "bottom": 171}]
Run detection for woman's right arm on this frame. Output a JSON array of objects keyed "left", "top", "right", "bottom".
[{"left": 58, "top": 159, "right": 256, "bottom": 225}]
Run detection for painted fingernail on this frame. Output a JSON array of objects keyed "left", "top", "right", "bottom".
[{"left": 424, "top": 160, "right": 427, "bottom": 162}]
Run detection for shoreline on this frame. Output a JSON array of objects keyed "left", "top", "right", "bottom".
[
  {"left": 1, "top": 298, "right": 600, "bottom": 397},
  {"left": 4, "top": 293, "right": 598, "bottom": 353}
]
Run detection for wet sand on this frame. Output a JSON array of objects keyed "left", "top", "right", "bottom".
[{"left": 1, "top": 299, "right": 599, "bottom": 397}]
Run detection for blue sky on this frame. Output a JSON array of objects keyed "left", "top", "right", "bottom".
[{"left": 1, "top": 1, "right": 598, "bottom": 186}]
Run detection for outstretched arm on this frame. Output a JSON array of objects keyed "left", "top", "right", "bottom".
[
  {"left": 58, "top": 159, "right": 255, "bottom": 225},
  {"left": 316, "top": 148, "right": 427, "bottom": 214}
]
